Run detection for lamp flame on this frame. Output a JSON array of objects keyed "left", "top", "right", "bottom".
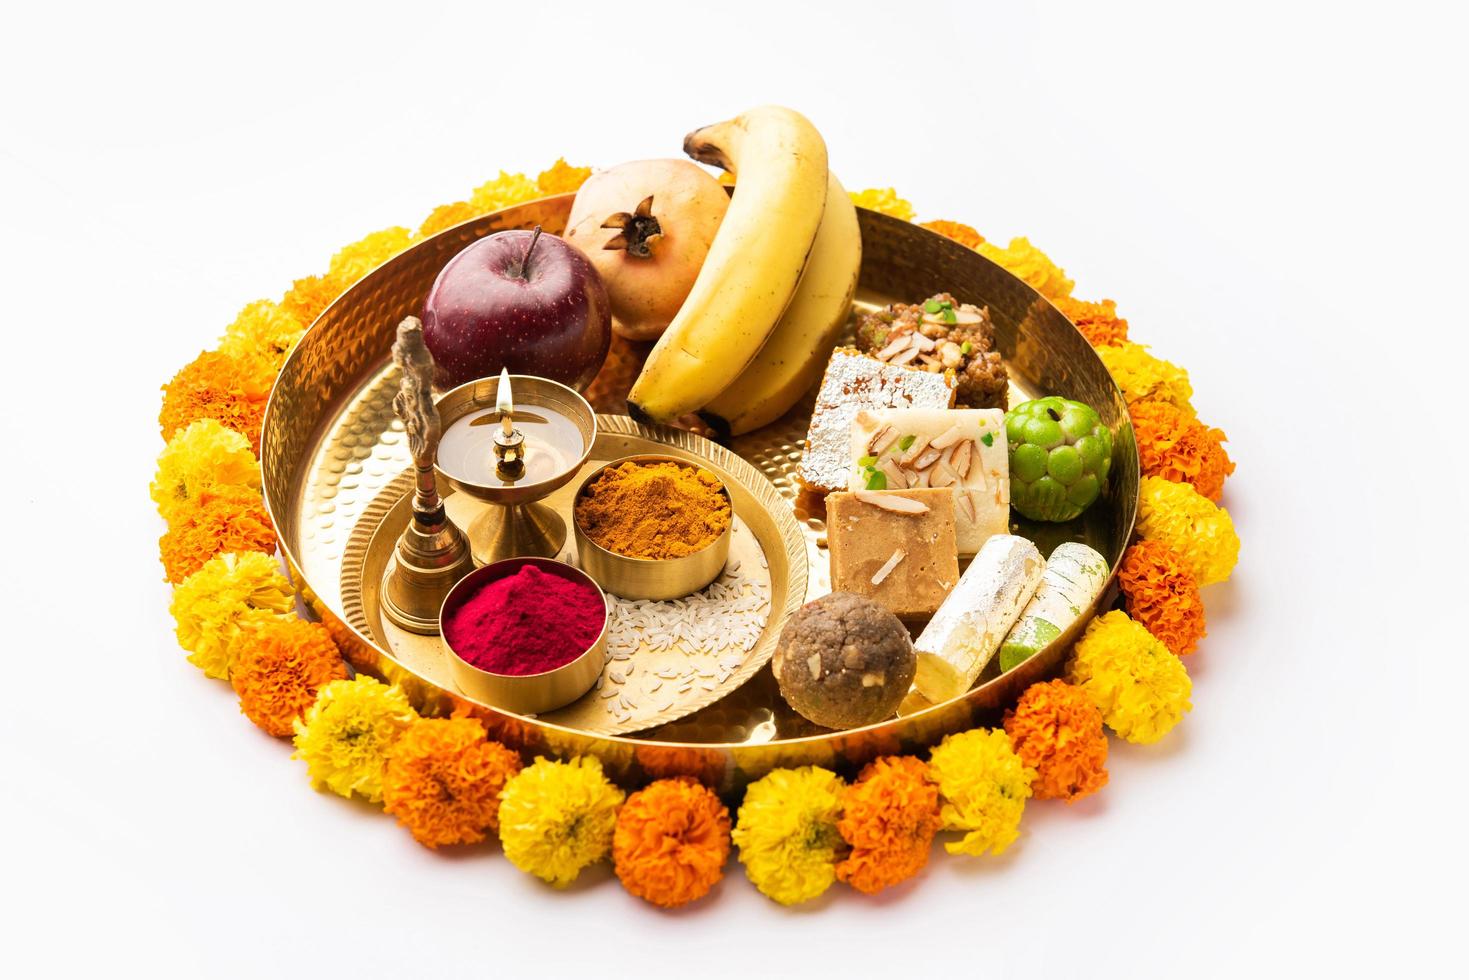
[{"left": 497, "top": 367, "right": 513, "bottom": 437}]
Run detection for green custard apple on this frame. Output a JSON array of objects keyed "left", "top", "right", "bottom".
[{"left": 1005, "top": 397, "right": 1113, "bottom": 522}]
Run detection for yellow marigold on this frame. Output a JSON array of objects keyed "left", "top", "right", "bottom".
[
  {"left": 217, "top": 299, "right": 306, "bottom": 369},
  {"left": 613, "top": 777, "right": 731, "bottom": 908},
  {"left": 928, "top": 729, "right": 1034, "bottom": 857},
  {"left": 919, "top": 219, "right": 985, "bottom": 249},
  {"left": 835, "top": 756, "right": 942, "bottom": 895},
  {"left": 1054, "top": 295, "right": 1129, "bottom": 347},
  {"left": 1117, "top": 540, "right": 1207, "bottom": 657},
  {"left": 849, "top": 187, "right": 915, "bottom": 222},
  {"left": 1130, "top": 400, "right": 1234, "bottom": 502},
  {"left": 978, "top": 236, "right": 1074, "bottom": 300},
  {"left": 1003, "top": 679, "right": 1110, "bottom": 803},
  {"left": 498, "top": 756, "right": 626, "bottom": 888},
  {"left": 382, "top": 718, "right": 523, "bottom": 849},
  {"left": 326, "top": 226, "right": 414, "bottom": 290},
  {"left": 419, "top": 200, "right": 481, "bottom": 238},
  {"left": 1098, "top": 343, "right": 1195, "bottom": 416},
  {"left": 230, "top": 618, "right": 347, "bottom": 738},
  {"left": 536, "top": 158, "right": 593, "bottom": 196},
  {"left": 469, "top": 170, "right": 540, "bottom": 214},
  {"left": 151, "top": 419, "right": 261, "bottom": 524},
  {"left": 278, "top": 274, "right": 339, "bottom": 327},
  {"left": 1068, "top": 611, "right": 1192, "bottom": 744},
  {"left": 159, "top": 350, "right": 271, "bottom": 454},
  {"left": 158, "top": 485, "right": 277, "bottom": 584},
  {"left": 1136, "top": 475, "right": 1240, "bottom": 586},
  {"left": 292, "top": 675, "right": 417, "bottom": 802},
  {"left": 732, "top": 766, "right": 846, "bottom": 905},
  {"left": 169, "top": 551, "right": 295, "bottom": 680}
]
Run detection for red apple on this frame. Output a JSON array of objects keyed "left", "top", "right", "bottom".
[{"left": 422, "top": 227, "right": 612, "bottom": 391}]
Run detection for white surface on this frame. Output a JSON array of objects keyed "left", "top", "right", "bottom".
[{"left": 1, "top": 1, "right": 1460, "bottom": 976}]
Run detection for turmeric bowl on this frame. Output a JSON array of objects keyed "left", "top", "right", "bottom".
[{"left": 572, "top": 454, "right": 734, "bottom": 601}]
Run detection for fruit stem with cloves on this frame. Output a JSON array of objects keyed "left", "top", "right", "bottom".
[{"left": 514, "top": 225, "right": 543, "bottom": 279}]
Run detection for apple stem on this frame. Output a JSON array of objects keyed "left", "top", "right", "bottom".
[{"left": 516, "top": 225, "right": 543, "bottom": 280}]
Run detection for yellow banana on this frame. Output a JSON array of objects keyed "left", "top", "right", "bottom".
[
  {"left": 626, "top": 105, "right": 828, "bottom": 423},
  {"left": 698, "top": 170, "right": 861, "bottom": 437}
]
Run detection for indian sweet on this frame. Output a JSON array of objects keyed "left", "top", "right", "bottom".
[
  {"left": 772, "top": 591, "right": 916, "bottom": 729},
  {"left": 798, "top": 348, "right": 957, "bottom": 492},
  {"left": 574, "top": 459, "right": 731, "bottom": 560},
  {"left": 853, "top": 293, "right": 1009, "bottom": 410},
  {"left": 442, "top": 564, "right": 607, "bottom": 676},
  {"left": 997, "top": 542, "right": 1109, "bottom": 672},
  {"left": 848, "top": 407, "right": 1009, "bottom": 555},
  {"left": 1004, "top": 396, "right": 1113, "bottom": 522},
  {"left": 912, "top": 534, "right": 1044, "bottom": 704},
  {"left": 826, "top": 488, "right": 959, "bottom": 620},
  {"left": 563, "top": 159, "right": 729, "bottom": 341}
]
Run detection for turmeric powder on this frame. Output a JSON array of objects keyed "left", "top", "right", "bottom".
[{"left": 574, "top": 460, "right": 731, "bottom": 560}]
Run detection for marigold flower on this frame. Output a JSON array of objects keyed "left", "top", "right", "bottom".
[
  {"left": 382, "top": 718, "right": 523, "bottom": 849},
  {"left": 1136, "top": 475, "right": 1240, "bottom": 586},
  {"left": 292, "top": 675, "right": 417, "bottom": 802},
  {"left": 1117, "top": 540, "right": 1207, "bottom": 656},
  {"left": 919, "top": 219, "right": 985, "bottom": 249},
  {"left": 326, "top": 226, "right": 414, "bottom": 290},
  {"left": 416, "top": 201, "right": 475, "bottom": 237},
  {"left": 732, "top": 767, "right": 846, "bottom": 905},
  {"left": 151, "top": 419, "right": 261, "bottom": 524},
  {"left": 170, "top": 551, "right": 295, "bottom": 680},
  {"left": 1054, "top": 295, "right": 1129, "bottom": 347},
  {"left": 230, "top": 618, "right": 347, "bottom": 737},
  {"left": 278, "top": 274, "right": 340, "bottom": 327},
  {"left": 613, "top": 777, "right": 731, "bottom": 908},
  {"left": 978, "top": 236, "right": 1074, "bottom": 300},
  {"left": 1130, "top": 400, "right": 1234, "bottom": 502},
  {"left": 158, "top": 485, "right": 277, "bottom": 584},
  {"left": 1003, "top": 679, "right": 1110, "bottom": 802},
  {"left": 1098, "top": 343, "right": 1195, "bottom": 416},
  {"left": 849, "top": 187, "right": 916, "bottom": 222},
  {"left": 835, "top": 756, "right": 942, "bottom": 895},
  {"left": 927, "top": 729, "right": 1034, "bottom": 856},
  {"left": 536, "top": 158, "right": 593, "bottom": 196},
  {"left": 217, "top": 299, "right": 306, "bottom": 369},
  {"left": 469, "top": 171, "right": 540, "bottom": 214},
  {"left": 498, "top": 756, "right": 626, "bottom": 888},
  {"left": 159, "top": 350, "right": 271, "bottom": 454},
  {"left": 1068, "top": 611, "right": 1192, "bottom": 744}
]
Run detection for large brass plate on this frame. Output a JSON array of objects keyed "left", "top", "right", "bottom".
[{"left": 262, "top": 194, "right": 1138, "bottom": 794}]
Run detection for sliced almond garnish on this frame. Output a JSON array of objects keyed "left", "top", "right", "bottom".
[
  {"left": 879, "top": 456, "right": 907, "bottom": 489},
  {"left": 890, "top": 345, "right": 922, "bottom": 366},
  {"left": 968, "top": 444, "right": 987, "bottom": 485},
  {"left": 952, "top": 307, "right": 984, "bottom": 325},
  {"left": 870, "top": 548, "right": 906, "bottom": 586},
  {"left": 957, "top": 491, "right": 977, "bottom": 523},
  {"left": 910, "top": 467, "right": 932, "bottom": 488},
  {"left": 867, "top": 424, "right": 897, "bottom": 455},
  {"left": 910, "top": 333, "right": 938, "bottom": 353},
  {"left": 930, "top": 422, "right": 967, "bottom": 450},
  {"left": 950, "top": 440, "right": 972, "bottom": 481},
  {"left": 876, "top": 335, "right": 910, "bottom": 361},
  {"left": 913, "top": 447, "right": 943, "bottom": 470},
  {"left": 854, "top": 490, "right": 930, "bottom": 514},
  {"left": 900, "top": 434, "right": 931, "bottom": 465},
  {"left": 930, "top": 464, "right": 957, "bottom": 489}
]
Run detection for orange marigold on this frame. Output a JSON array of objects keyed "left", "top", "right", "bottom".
[
  {"left": 159, "top": 485, "right": 277, "bottom": 584},
  {"left": 1054, "top": 296, "right": 1130, "bottom": 348},
  {"left": 1003, "top": 679, "right": 1109, "bottom": 803},
  {"left": 279, "top": 274, "right": 340, "bottom": 327},
  {"left": 613, "top": 777, "right": 731, "bottom": 908},
  {"left": 919, "top": 219, "right": 985, "bottom": 249},
  {"left": 1116, "top": 540, "right": 1208, "bottom": 656},
  {"left": 382, "top": 718, "right": 522, "bottom": 848},
  {"left": 1130, "top": 400, "right": 1235, "bottom": 502},
  {"left": 230, "top": 619, "right": 347, "bottom": 738},
  {"left": 835, "top": 756, "right": 942, "bottom": 895},
  {"left": 419, "top": 200, "right": 482, "bottom": 238},
  {"left": 160, "top": 350, "right": 272, "bottom": 454}
]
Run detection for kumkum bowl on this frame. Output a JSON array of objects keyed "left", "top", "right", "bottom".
[
  {"left": 572, "top": 454, "right": 734, "bottom": 601},
  {"left": 439, "top": 557, "right": 609, "bottom": 715}
]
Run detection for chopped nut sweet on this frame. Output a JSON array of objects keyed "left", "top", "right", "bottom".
[{"left": 827, "top": 488, "right": 959, "bottom": 619}]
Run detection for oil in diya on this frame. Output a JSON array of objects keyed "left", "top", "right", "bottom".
[{"left": 437, "top": 368, "right": 585, "bottom": 487}]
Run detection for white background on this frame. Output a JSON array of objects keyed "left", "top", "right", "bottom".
[{"left": 1, "top": 1, "right": 1462, "bottom": 976}]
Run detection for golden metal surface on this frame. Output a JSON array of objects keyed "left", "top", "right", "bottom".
[
  {"left": 440, "top": 557, "right": 609, "bottom": 715},
  {"left": 263, "top": 196, "right": 1137, "bottom": 795},
  {"left": 572, "top": 454, "right": 734, "bottom": 601}
]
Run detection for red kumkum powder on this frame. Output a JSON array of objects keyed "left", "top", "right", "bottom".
[{"left": 444, "top": 564, "right": 605, "bottom": 675}]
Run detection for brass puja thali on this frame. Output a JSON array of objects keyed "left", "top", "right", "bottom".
[{"left": 263, "top": 194, "right": 1138, "bottom": 795}]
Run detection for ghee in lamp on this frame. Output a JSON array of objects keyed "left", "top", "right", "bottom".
[{"left": 437, "top": 374, "right": 585, "bottom": 486}]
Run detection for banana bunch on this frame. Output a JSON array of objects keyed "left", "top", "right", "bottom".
[{"left": 626, "top": 106, "right": 862, "bottom": 435}]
